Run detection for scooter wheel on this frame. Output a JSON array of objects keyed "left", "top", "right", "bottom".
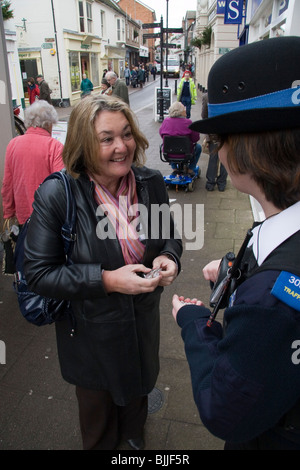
[{"left": 188, "top": 180, "right": 195, "bottom": 192}]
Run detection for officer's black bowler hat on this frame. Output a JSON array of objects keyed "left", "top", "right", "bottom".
[{"left": 190, "top": 36, "right": 300, "bottom": 135}]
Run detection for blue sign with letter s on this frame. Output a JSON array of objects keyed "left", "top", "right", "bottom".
[{"left": 224, "top": 0, "right": 244, "bottom": 24}]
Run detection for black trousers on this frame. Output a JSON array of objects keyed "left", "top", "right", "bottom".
[
  {"left": 75, "top": 386, "right": 148, "bottom": 450},
  {"left": 206, "top": 142, "right": 228, "bottom": 189}
]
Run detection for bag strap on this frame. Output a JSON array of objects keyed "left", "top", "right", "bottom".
[{"left": 43, "top": 171, "right": 76, "bottom": 259}]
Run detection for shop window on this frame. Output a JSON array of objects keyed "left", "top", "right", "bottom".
[
  {"left": 69, "top": 51, "right": 80, "bottom": 92},
  {"left": 91, "top": 53, "right": 99, "bottom": 87}
]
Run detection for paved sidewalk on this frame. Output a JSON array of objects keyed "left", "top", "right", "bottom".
[{"left": 0, "top": 81, "right": 254, "bottom": 451}]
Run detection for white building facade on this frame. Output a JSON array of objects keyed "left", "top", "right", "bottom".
[
  {"left": 8, "top": 0, "right": 141, "bottom": 107},
  {"left": 195, "top": 0, "right": 300, "bottom": 91},
  {"left": 194, "top": 0, "right": 239, "bottom": 91},
  {"left": 3, "top": 16, "right": 24, "bottom": 114},
  {"left": 246, "top": 0, "right": 300, "bottom": 42}
]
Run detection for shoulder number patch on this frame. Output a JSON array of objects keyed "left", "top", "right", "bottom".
[{"left": 271, "top": 271, "right": 300, "bottom": 311}]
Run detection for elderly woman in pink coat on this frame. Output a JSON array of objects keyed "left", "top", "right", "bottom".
[{"left": 1, "top": 100, "right": 64, "bottom": 226}]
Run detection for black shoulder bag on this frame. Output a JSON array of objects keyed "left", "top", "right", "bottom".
[{"left": 13, "top": 171, "right": 77, "bottom": 329}]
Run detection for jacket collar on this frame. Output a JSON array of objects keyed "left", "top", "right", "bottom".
[
  {"left": 26, "top": 127, "right": 51, "bottom": 137},
  {"left": 248, "top": 201, "right": 300, "bottom": 266}
]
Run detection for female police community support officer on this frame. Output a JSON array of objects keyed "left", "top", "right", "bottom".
[{"left": 171, "top": 36, "right": 300, "bottom": 450}]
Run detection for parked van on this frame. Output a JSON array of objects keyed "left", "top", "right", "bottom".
[{"left": 163, "top": 55, "right": 180, "bottom": 78}]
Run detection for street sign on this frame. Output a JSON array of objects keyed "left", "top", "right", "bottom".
[
  {"left": 142, "top": 23, "right": 161, "bottom": 29},
  {"left": 224, "top": 0, "right": 243, "bottom": 24},
  {"left": 163, "top": 43, "right": 177, "bottom": 48},
  {"left": 143, "top": 33, "right": 161, "bottom": 39},
  {"left": 155, "top": 87, "right": 172, "bottom": 120},
  {"left": 163, "top": 28, "right": 183, "bottom": 33}
]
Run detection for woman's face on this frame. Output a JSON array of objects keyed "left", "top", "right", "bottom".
[
  {"left": 219, "top": 142, "right": 255, "bottom": 196},
  {"left": 94, "top": 110, "right": 136, "bottom": 188}
]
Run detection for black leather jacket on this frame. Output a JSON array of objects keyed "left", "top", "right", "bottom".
[{"left": 24, "top": 167, "right": 182, "bottom": 405}]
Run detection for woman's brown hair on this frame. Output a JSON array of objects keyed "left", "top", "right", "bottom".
[
  {"left": 63, "top": 95, "right": 148, "bottom": 177},
  {"left": 223, "top": 129, "right": 300, "bottom": 210}
]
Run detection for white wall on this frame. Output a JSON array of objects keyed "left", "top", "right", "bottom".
[{"left": 4, "top": 18, "right": 24, "bottom": 115}]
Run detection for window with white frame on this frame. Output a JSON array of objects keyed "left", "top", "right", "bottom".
[
  {"left": 86, "top": 2, "right": 92, "bottom": 33},
  {"left": 100, "top": 10, "right": 105, "bottom": 37},
  {"left": 117, "top": 18, "right": 121, "bottom": 41},
  {"left": 78, "top": 0, "right": 93, "bottom": 34},
  {"left": 79, "top": 1, "right": 84, "bottom": 32},
  {"left": 121, "top": 19, "right": 125, "bottom": 42},
  {"left": 117, "top": 18, "right": 125, "bottom": 42}
]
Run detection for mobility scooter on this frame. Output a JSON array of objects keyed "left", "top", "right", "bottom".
[{"left": 160, "top": 135, "right": 200, "bottom": 192}]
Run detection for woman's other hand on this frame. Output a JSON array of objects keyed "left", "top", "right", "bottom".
[
  {"left": 152, "top": 254, "right": 178, "bottom": 286},
  {"left": 102, "top": 264, "right": 162, "bottom": 295}
]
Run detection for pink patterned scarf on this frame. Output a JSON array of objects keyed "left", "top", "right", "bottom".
[{"left": 91, "top": 170, "right": 145, "bottom": 265}]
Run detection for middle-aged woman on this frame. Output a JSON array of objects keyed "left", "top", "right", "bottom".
[
  {"left": 159, "top": 101, "right": 202, "bottom": 176},
  {"left": 23, "top": 94, "right": 182, "bottom": 450},
  {"left": 1, "top": 100, "right": 64, "bottom": 226}
]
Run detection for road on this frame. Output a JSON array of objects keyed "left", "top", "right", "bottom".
[{"left": 130, "top": 77, "right": 179, "bottom": 114}]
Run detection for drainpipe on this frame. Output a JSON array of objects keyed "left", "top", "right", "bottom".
[{"left": 51, "top": 0, "right": 64, "bottom": 107}]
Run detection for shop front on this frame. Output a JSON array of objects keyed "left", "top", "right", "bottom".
[{"left": 64, "top": 32, "right": 101, "bottom": 106}]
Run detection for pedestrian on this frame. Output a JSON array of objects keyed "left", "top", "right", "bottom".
[
  {"left": 130, "top": 67, "right": 138, "bottom": 88},
  {"left": 124, "top": 65, "right": 130, "bottom": 86},
  {"left": 151, "top": 64, "right": 157, "bottom": 81},
  {"left": 145, "top": 64, "right": 149, "bottom": 82},
  {"left": 105, "top": 71, "right": 129, "bottom": 105},
  {"left": 100, "top": 78, "right": 112, "bottom": 95},
  {"left": 23, "top": 94, "right": 182, "bottom": 450},
  {"left": 137, "top": 66, "right": 145, "bottom": 88},
  {"left": 80, "top": 73, "right": 93, "bottom": 98},
  {"left": 36, "top": 74, "right": 52, "bottom": 104},
  {"left": 177, "top": 70, "right": 197, "bottom": 119},
  {"left": 171, "top": 36, "right": 300, "bottom": 450},
  {"left": 201, "top": 92, "right": 227, "bottom": 191},
  {"left": 27, "top": 77, "right": 40, "bottom": 104},
  {"left": 1, "top": 100, "right": 64, "bottom": 226},
  {"left": 159, "top": 101, "right": 201, "bottom": 176}
]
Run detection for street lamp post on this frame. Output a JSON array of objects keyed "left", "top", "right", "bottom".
[{"left": 165, "top": 0, "right": 169, "bottom": 87}]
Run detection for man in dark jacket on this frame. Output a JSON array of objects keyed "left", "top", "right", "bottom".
[
  {"left": 36, "top": 74, "right": 52, "bottom": 104},
  {"left": 105, "top": 71, "right": 129, "bottom": 105}
]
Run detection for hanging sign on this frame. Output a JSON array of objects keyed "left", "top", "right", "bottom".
[
  {"left": 217, "top": 1, "right": 226, "bottom": 14},
  {"left": 224, "top": 0, "right": 243, "bottom": 24}
]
